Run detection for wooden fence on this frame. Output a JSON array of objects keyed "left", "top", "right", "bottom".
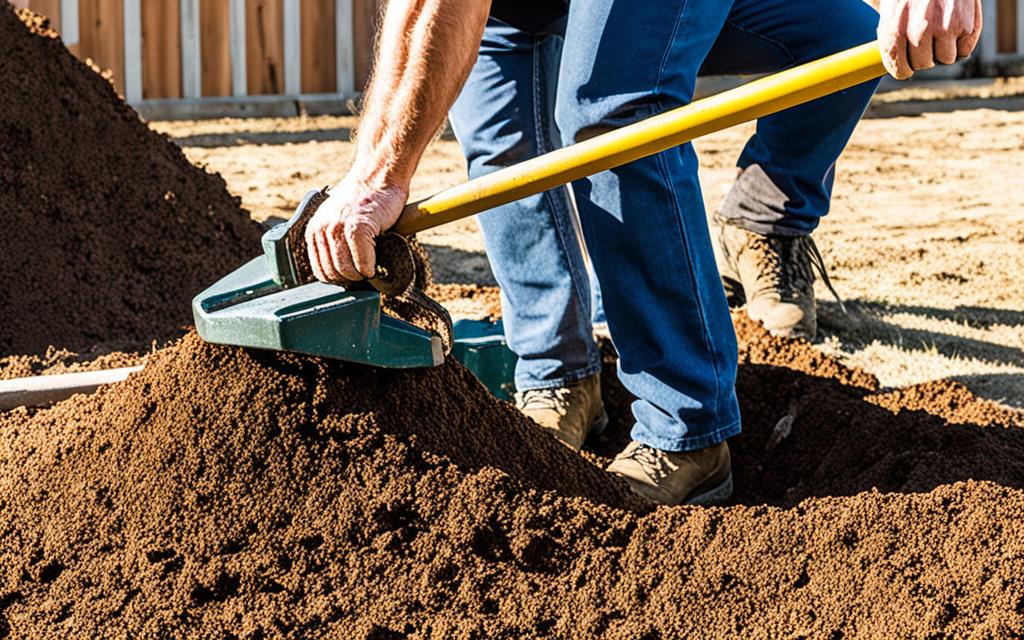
[
  {"left": 10, "top": 0, "right": 382, "bottom": 116},
  {"left": 8, "top": 0, "right": 1024, "bottom": 118},
  {"left": 987, "top": 0, "right": 1024, "bottom": 62}
]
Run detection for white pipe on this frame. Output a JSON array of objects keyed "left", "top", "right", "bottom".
[{"left": 0, "top": 366, "right": 144, "bottom": 411}]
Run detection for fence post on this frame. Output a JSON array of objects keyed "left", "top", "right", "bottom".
[
  {"left": 229, "top": 0, "right": 247, "bottom": 96},
  {"left": 180, "top": 0, "right": 201, "bottom": 98},
  {"left": 60, "top": 0, "right": 78, "bottom": 51},
  {"left": 123, "top": 0, "right": 142, "bottom": 102},
  {"left": 1017, "top": 0, "right": 1024, "bottom": 54},
  {"left": 336, "top": 0, "right": 354, "bottom": 96},
  {"left": 283, "top": 0, "right": 301, "bottom": 95}
]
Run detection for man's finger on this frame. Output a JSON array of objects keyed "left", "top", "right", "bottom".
[
  {"left": 934, "top": 34, "right": 958, "bottom": 65},
  {"left": 881, "top": 32, "right": 914, "bottom": 79},
  {"left": 328, "top": 224, "right": 363, "bottom": 281},
  {"left": 314, "top": 230, "right": 343, "bottom": 282},
  {"left": 908, "top": 34, "right": 936, "bottom": 71},
  {"left": 345, "top": 220, "right": 378, "bottom": 279},
  {"left": 958, "top": 0, "right": 983, "bottom": 58},
  {"left": 307, "top": 229, "right": 326, "bottom": 282}
]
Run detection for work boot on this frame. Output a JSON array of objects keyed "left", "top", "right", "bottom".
[
  {"left": 712, "top": 220, "right": 844, "bottom": 340},
  {"left": 514, "top": 375, "right": 608, "bottom": 450},
  {"left": 607, "top": 440, "right": 733, "bottom": 506}
]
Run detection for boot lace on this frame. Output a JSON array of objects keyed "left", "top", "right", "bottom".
[
  {"left": 622, "top": 443, "right": 675, "bottom": 483},
  {"left": 747, "top": 235, "right": 846, "bottom": 313},
  {"left": 515, "top": 387, "right": 572, "bottom": 416}
]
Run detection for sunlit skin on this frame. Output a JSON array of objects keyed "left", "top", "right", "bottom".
[
  {"left": 305, "top": 0, "right": 982, "bottom": 282},
  {"left": 879, "top": 0, "right": 982, "bottom": 79}
]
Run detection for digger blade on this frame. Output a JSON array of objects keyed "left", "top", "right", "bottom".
[{"left": 192, "top": 256, "right": 443, "bottom": 368}]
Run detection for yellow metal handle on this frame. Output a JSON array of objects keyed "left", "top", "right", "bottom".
[{"left": 394, "top": 41, "right": 885, "bottom": 236}]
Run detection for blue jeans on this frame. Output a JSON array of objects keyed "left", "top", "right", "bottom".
[{"left": 448, "top": 0, "right": 880, "bottom": 451}]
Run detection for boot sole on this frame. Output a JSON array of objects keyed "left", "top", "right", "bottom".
[{"left": 684, "top": 472, "right": 734, "bottom": 506}]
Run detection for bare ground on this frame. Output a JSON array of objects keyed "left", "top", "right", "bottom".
[{"left": 151, "top": 84, "right": 1024, "bottom": 410}]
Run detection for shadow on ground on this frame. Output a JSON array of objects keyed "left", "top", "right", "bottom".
[
  {"left": 814, "top": 299, "right": 1023, "bottom": 408},
  {"left": 170, "top": 128, "right": 353, "bottom": 148},
  {"left": 817, "top": 300, "right": 1024, "bottom": 369},
  {"left": 864, "top": 95, "right": 1024, "bottom": 118}
]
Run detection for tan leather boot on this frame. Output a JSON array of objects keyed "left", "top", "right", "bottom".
[
  {"left": 607, "top": 440, "right": 733, "bottom": 506},
  {"left": 712, "top": 221, "right": 844, "bottom": 340},
  {"left": 514, "top": 374, "right": 607, "bottom": 450}
]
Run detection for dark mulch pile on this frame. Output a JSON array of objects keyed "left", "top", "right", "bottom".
[{"left": 0, "top": 7, "right": 261, "bottom": 376}]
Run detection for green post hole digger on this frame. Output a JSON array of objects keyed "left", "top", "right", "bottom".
[{"left": 192, "top": 42, "right": 886, "bottom": 398}]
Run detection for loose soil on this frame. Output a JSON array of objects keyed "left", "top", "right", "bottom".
[
  {"left": 0, "top": 8, "right": 262, "bottom": 376},
  {"left": 1, "top": 322, "right": 1022, "bottom": 638},
  {"left": 2, "top": 5, "right": 1024, "bottom": 637}
]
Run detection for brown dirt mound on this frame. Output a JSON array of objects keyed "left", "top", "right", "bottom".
[
  {"left": 0, "top": 8, "right": 262, "bottom": 369},
  {"left": 1, "top": 323, "right": 1023, "bottom": 637},
  {"left": 0, "top": 333, "right": 644, "bottom": 637}
]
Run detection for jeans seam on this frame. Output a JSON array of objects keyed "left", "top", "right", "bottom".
[
  {"left": 653, "top": 150, "right": 724, "bottom": 434},
  {"left": 722, "top": 19, "right": 796, "bottom": 67},
  {"left": 655, "top": 0, "right": 690, "bottom": 96},
  {"left": 531, "top": 33, "right": 597, "bottom": 363}
]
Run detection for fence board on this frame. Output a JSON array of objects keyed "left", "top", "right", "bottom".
[
  {"left": 26, "top": 0, "right": 61, "bottom": 29},
  {"left": 997, "top": 0, "right": 1018, "bottom": 53},
  {"left": 246, "top": 0, "right": 284, "bottom": 95},
  {"left": 301, "top": 0, "right": 336, "bottom": 93},
  {"left": 142, "top": 0, "right": 180, "bottom": 99},
  {"left": 79, "top": 0, "right": 125, "bottom": 94},
  {"left": 200, "top": 0, "right": 231, "bottom": 96},
  {"left": 352, "top": 0, "right": 379, "bottom": 90}
]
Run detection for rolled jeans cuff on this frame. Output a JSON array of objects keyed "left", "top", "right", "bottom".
[
  {"left": 715, "top": 163, "right": 818, "bottom": 237},
  {"left": 514, "top": 359, "right": 603, "bottom": 392},
  {"left": 631, "top": 419, "right": 741, "bottom": 453},
  {"left": 714, "top": 213, "right": 811, "bottom": 238}
]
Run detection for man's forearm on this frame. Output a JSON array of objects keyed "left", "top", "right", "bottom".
[{"left": 351, "top": 0, "right": 490, "bottom": 190}]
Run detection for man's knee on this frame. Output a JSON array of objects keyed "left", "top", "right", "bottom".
[
  {"left": 820, "top": 1, "right": 880, "bottom": 52},
  {"left": 554, "top": 92, "right": 663, "bottom": 146}
]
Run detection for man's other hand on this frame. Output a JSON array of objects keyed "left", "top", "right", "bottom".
[
  {"left": 304, "top": 177, "right": 408, "bottom": 283},
  {"left": 878, "top": 0, "right": 983, "bottom": 80}
]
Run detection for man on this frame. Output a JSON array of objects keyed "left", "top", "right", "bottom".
[{"left": 304, "top": 0, "right": 981, "bottom": 505}]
